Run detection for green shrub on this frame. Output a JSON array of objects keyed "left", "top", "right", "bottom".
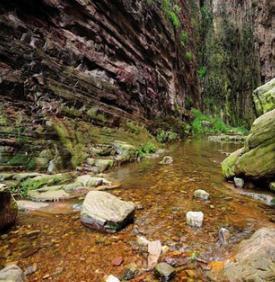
[
  {"left": 156, "top": 129, "right": 178, "bottom": 143},
  {"left": 136, "top": 142, "right": 157, "bottom": 158},
  {"left": 180, "top": 31, "right": 189, "bottom": 46},
  {"left": 198, "top": 66, "right": 207, "bottom": 79},
  {"left": 185, "top": 51, "right": 193, "bottom": 61},
  {"left": 162, "top": 0, "right": 181, "bottom": 29}
]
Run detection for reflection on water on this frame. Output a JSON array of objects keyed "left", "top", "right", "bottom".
[{"left": 0, "top": 139, "right": 274, "bottom": 281}]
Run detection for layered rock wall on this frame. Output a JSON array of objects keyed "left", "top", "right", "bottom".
[{"left": 0, "top": 0, "right": 199, "bottom": 170}]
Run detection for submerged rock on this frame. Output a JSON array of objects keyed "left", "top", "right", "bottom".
[
  {"left": 28, "top": 189, "right": 71, "bottom": 202},
  {"left": 80, "top": 191, "right": 135, "bottom": 233},
  {"left": 155, "top": 262, "right": 175, "bottom": 282},
  {"left": 233, "top": 177, "right": 244, "bottom": 188},
  {"left": 193, "top": 189, "right": 209, "bottom": 200},
  {"left": 214, "top": 227, "right": 275, "bottom": 281},
  {"left": 159, "top": 156, "right": 173, "bottom": 165},
  {"left": 0, "top": 190, "right": 17, "bottom": 230},
  {"left": 186, "top": 211, "right": 204, "bottom": 227},
  {"left": 0, "top": 264, "right": 25, "bottom": 282}
]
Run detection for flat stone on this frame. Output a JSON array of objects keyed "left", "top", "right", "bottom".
[
  {"left": 80, "top": 191, "right": 135, "bottom": 233},
  {"left": 76, "top": 175, "right": 107, "bottom": 187},
  {"left": 28, "top": 189, "right": 71, "bottom": 202},
  {"left": 186, "top": 211, "right": 204, "bottom": 227},
  {"left": 17, "top": 200, "right": 49, "bottom": 211},
  {"left": 155, "top": 262, "right": 175, "bottom": 281},
  {"left": 233, "top": 177, "right": 244, "bottom": 188},
  {"left": 193, "top": 189, "right": 209, "bottom": 200},
  {"left": 0, "top": 264, "right": 25, "bottom": 282}
]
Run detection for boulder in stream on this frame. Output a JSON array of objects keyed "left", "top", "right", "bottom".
[{"left": 80, "top": 191, "right": 135, "bottom": 232}]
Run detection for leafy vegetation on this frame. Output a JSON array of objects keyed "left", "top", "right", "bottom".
[
  {"left": 156, "top": 129, "right": 178, "bottom": 143},
  {"left": 180, "top": 31, "right": 189, "bottom": 46},
  {"left": 191, "top": 108, "right": 248, "bottom": 135},
  {"left": 136, "top": 142, "right": 157, "bottom": 158},
  {"left": 162, "top": 0, "right": 181, "bottom": 29}
]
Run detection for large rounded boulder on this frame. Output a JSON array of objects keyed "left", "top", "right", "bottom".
[{"left": 0, "top": 188, "right": 17, "bottom": 230}]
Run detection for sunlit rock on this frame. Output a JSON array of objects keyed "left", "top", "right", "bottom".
[
  {"left": 186, "top": 211, "right": 204, "bottom": 227},
  {"left": 81, "top": 191, "right": 135, "bottom": 233}
]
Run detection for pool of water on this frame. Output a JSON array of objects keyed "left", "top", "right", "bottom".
[{"left": 0, "top": 139, "right": 274, "bottom": 281}]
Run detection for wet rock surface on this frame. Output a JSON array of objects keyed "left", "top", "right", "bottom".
[
  {"left": 80, "top": 191, "right": 135, "bottom": 233},
  {"left": 155, "top": 262, "right": 175, "bottom": 282}
]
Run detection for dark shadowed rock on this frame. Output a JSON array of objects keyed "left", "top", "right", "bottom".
[{"left": 0, "top": 189, "right": 17, "bottom": 230}]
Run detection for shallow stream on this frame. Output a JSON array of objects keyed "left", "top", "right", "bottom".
[{"left": 0, "top": 139, "right": 274, "bottom": 281}]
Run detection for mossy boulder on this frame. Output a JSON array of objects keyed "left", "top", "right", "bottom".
[
  {"left": 222, "top": 109, "right": 275, "bottom": 186},
  {"left": 253, "top": 78, "right": 275, "bottom": 116}
]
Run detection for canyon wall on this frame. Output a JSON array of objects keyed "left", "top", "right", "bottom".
[
  {"left": 0, "top": 0, "right": 199, "bottom": 171},
  {"left": 199, "top": 0, "right": 274, "bottom": 126}
]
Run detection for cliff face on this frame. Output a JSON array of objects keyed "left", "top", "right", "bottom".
[
  {"left": 199, "top": 0, "right": 274, "bottom": 126},
  {"left": 0, "top": 0, "right": 199, "bottom": 170}
]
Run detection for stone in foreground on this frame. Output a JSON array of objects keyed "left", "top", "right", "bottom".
[
  {"left": 0, "top": 264, "right": 25, "bottom": 282},
  {"left": 193, "top": 189, "right": 209, "bottom": 200},
  {"left": 210, "top": 227, "right": 275, "bottom": 281},
  {"left": 81, "top": 191, "right": 135, "bottom": 233},
  {"left": 218, "top": 228, "right": 230, "bottom": 245},
  {"left": 155, "top": 262, "right": 175, "bottom": 281},
  {"left": 186, "top": 211, "right": 204, "bottom": 227},
  {"left": 233, "top": 177, "right": 244, "bottom": 188}
]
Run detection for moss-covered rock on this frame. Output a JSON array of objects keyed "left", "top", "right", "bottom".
[
  {"left": 253, "top": 78, "right": 275, "bottom": 116},
  {"left": 222, "top": 108, "right": 275, "bottom": 184},
  {"left": 221, "top": 148, "right": 244, "bottom": 179}
]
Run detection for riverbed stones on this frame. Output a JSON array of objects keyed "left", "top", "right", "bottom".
[
  {"left": 159, "top": 156, "right": 173, "bottom": 165},
  {"left": 193, "top": 189, "right": 209, "bottom": 200},
  {"left": 155, "top": 262, "right": 175, "bottom": 281},
  {"left": 80, "top": 191, "right": 135, "bottom": 232},
  {"left": 17, "top": 200, "right": 49, "bottom": 211},
  {"left": 233, "top": 177, "right": 244, "bottom": 188},
  {"left": 186, "top": 211, "right": 204, "bottom": 227},
  {"left": 215, "top": 227, "right": 275, "bottom": 281},
  {"left": 0, "top": 191, "right": 17, "bottom": 230},
  {"left": 0, "top": 264, "right": 25, "bottom": 282}
]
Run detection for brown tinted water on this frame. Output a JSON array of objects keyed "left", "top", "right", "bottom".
[{"left": 0, "top": 139, "right": 274, "bottom": 281}]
